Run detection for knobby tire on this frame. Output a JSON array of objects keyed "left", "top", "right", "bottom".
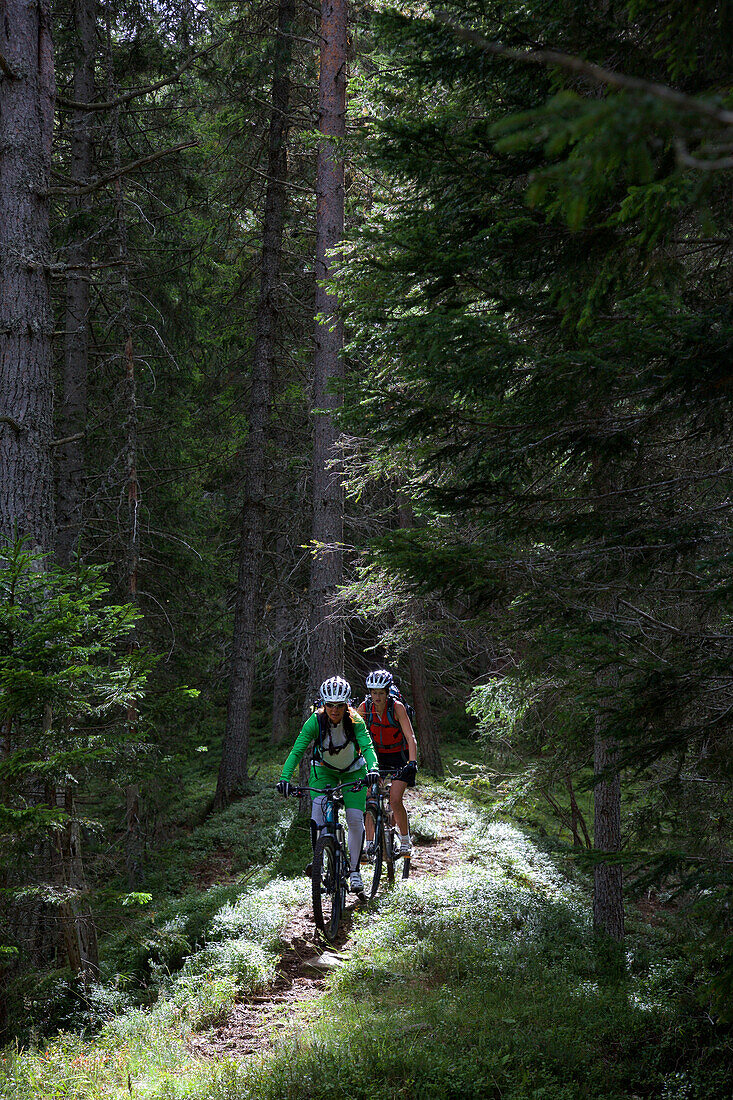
[
  {"left": 385, "top": 821, "right": 395, "bottom": 885},
  {"left": 312, "top": 835, "right": 341, "bottom": 941},
  {"left": 402, "top": 808, "right": 411, "bottom": 879},
  {"left": 365, "top": 805, "right": 383, "bottom": 899}
]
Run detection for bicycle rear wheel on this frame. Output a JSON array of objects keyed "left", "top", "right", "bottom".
[
  {"left": 312, "top": 836, "right": 341, "bottom": 941},
  {"left": 365, "top": 806, "right": 383, "bottom": 899}
]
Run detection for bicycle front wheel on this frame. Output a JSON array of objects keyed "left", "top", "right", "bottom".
[
  {"left": 402, "top": 810, "right": 411, "bottom": 880},
  {"left": 365, "top": 805, "right": 383, "bottom": 899},
  {"left": 312, "top": 835, "right": 342, "bottom": 941},
  {"left": 384, "top": 824, "right": 395, "bottom": 886}
]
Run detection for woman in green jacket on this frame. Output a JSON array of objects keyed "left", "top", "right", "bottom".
[{"left": 276, "top": 675, "right": 379, "bottom": 893}]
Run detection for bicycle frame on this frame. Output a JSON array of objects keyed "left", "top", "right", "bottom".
[
  {"left": 293, "top": 779, "right": 367, "bottom": 831},
  {"left": 288, "top": 778, "right": 367, "bottom": 940},
  {"left": 363, "top": 770, "right": 411, "bottom": 896},
  {"left": 368, "top": 771, "right": 402, "bottom": 847}
]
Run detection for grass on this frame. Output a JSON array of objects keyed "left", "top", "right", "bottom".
[
  {"left": 202, "top": 811, "right": 731, "bottom": 1100},
  {"left": 2, "top": 759, "right": 731, "bottom": 1100}
]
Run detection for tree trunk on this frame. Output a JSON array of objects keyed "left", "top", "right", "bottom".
[
  {"left": 272, "top": 568, "right": 291, "bottom": 744},
  {"left": 566, "top": 775, "right": 591, "bottom": 848},
  {"left": 56, "top": 0, "right": 96, "bottom": 565},
  {"left": 123, "top": 335, "right": 140, "bottom": 599},
  {"left": 214, "top": 0, "right": 294, "bottom": 808},
  {"left": 56, "top": 783, "right": 99, "bottom": 984},
  {"left": 593, "top": 717, "right": 624, "bottom": 940},
  {"left": 125, "top": 783, "right": 144, "bottom": 888},
  {"left": 0, "top": 0, "right": 56, "bottom": 553},
  {"left": 107, "top": 25, "right": 146, "bottom": 880},
  {"left": 407, "top": 645, "right": 442, "bottom": 775},
  {"left": 307, "top": 0, "right": 348, "bottom": 694}
]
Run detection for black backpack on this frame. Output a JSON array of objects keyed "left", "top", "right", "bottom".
[{"left": 311, "top": 706, "right": 360, "bottom": 772}]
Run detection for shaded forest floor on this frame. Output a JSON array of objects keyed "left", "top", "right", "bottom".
[{"left": 2, "top": 761, "right": 732, "bottom": 1099}]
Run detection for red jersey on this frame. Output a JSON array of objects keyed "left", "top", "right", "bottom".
[{"left": 366, "top": 699, "right": 406, "bottom": 752}]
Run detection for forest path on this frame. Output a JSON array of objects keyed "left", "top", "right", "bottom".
[{"left": 189, "top": 786, "right": 461, "bottom": 1060}]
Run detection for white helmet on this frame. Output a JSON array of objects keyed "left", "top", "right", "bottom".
[
  {"left": 319, "top": 676, "right": 351, "bottom": 704},
  {"left": 365, "top": 669, "right": 393, "bottom": 690}
]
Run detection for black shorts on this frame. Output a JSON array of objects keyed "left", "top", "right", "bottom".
[{"left": 377, "top": 749, "right": 407, "bottom": 776}]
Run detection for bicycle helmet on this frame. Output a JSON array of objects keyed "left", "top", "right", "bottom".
[
  {"left": 365, "top": 669, "right": 393, "bottom": 690},
  {"left": 319, "top": 676, "right": 351, "bottom": 704}
]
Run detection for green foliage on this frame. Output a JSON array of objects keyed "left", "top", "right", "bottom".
[
  {"left": 102, "top": 783, "right": 297, "bottom": 985},
  {"left": 3, "top": 781, "right": 732, "bottom": 1100},
  {"left": 0, "top": 537, "right": 149, "bottom": 871},
  {"left": 337, "top": 0, "right": 733, "bottom": 939}
]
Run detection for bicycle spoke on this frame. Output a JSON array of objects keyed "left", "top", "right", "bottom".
[{"left": 312, "top": 836, "right": 342, "bottom": 941}]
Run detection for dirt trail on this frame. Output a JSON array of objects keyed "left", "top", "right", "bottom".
[{"left": 190, "top": 788, "right": 461, "bottom": 1060}]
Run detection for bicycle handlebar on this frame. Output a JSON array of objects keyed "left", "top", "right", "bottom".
[
  {"left": 275, "top": 769, "right": 405, "bottom": 799},
  {"left": 274, "top": 778, "right": 368, "bottom": 797}
]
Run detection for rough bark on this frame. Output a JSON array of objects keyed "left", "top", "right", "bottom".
[
  {"left": 307, "top": 0, "right": 347, "bottom": 696},
  {"left": 125, "top": 783, "right": 143, "bottom": 888},
  {"left": 107, "top": 29, "right": 146, "bottom": 880},
  {"left": 272, "top": 575, "right": 291, "bottom": 745},
  {"left": 214, "top": 0, "right": 294, "bottom": 807},
  {"left": 593, "top": 710, "right": 625, "bottom": 940},
  {"left": 0, "top": 0, "right": 56, "bottom": 553},
  {"left": 566, "top": 775, "right": 591, "bottom": 848},
  {"left": 123, "top": 335, "right": 139, "bottom": 600},
  {"left": 56, "top": 0, "right": 96, "bottom": 565},
  {"left": 56, "top": 783, "right": 99, "bottom": 984},
  {"left": 407, "top": 645, "right": 442, "bottom": 775}
]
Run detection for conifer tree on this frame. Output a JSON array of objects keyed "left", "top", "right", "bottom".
[
  {"left": 215, "top": 0, "right": 296, "bottom": 807},
  {"left": 0, "top": 0, "right": 56, "bottom": 553},
  {"left": 339, "top": 0, "right": 733, "bottom": 939},
  {"left": 307, "top": 0, "right": 348, "bottom": 693}
]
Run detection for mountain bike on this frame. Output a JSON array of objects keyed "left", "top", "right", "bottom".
[
  {"left": 363, "top": 771, "right": 411, "bottom": 899},
  {"left": 290, "top": 779, "right": 366, "bottom": 942}
]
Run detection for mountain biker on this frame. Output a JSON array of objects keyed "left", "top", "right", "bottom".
[
  {"left": 357, "top": 669, "right": 418, "bottom": 856},
  {"left": 276, "top": 675, "right": 379, "bottom": 894}
]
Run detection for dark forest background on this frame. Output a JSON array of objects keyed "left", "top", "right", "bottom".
[{"left": 1, "top": 0, "right": 732, "bottom": 1088}]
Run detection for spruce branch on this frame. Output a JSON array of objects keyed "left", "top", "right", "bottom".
[
  {"left": 49, "top": 141, "right": 199, "bottom": 197},
  {"left": 433, "top": 13, "right": 733, "bottom": 128},
  {"left": 674, "top": 138, "right": 733, "bottom": 170},
  {"left": 56, "top": 41, "right": 224, "bottom": 112}
]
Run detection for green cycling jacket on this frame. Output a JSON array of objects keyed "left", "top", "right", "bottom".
[{"left": 280, "top": 710, "right": 377, "bottom": 782}]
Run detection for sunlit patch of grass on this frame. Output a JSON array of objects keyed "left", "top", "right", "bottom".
[
  {"left": 409, "top": 807, "right": 443, "bottom": 842},
  {"left": 193, "top": 801, "right": 731, "bottom": 1100},
  {"left": 0, "top": 872, "right": 308, "bottom": 1099},
  {"left": 4, "top": 779, "right": 731, "bottom": 1100}
]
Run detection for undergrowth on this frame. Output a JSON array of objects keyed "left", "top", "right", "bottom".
[{"left": 2, "top": 779, "right": 731, "bottom": 1100}]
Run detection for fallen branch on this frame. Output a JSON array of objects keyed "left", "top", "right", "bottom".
[
  {"left": 433, "top": 12, "right": 733, "bottom": 128},
  {"left": 0, "top": 416, "right": 23, "bottom": 433},
  {"left": 51, "top": 432, "right": 85, "bottom": 448}
]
